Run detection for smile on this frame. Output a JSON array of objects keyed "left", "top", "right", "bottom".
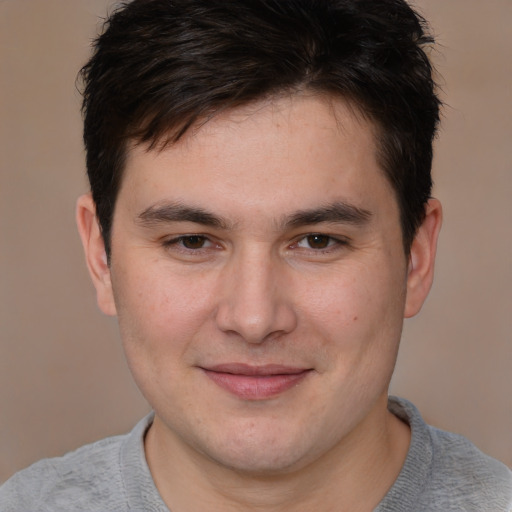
[{"left": 200, "top": 364, "right": 312, "bottom": 400}]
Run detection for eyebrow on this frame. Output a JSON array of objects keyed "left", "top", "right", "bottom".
[
  {"left": 283, "top": 201, "right": 372, "bottom": 229},
  {"left": 137, "top": 202, "right": 232, "bottom": 230},
  {"left": 136, "top": 200, "right": 372, "bottom": 231}
]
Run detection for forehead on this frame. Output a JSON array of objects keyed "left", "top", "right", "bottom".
[{"left": 119, "top": 94, "right": 396, "bottom": 222}]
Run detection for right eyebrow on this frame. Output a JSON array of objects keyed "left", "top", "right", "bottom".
[{"left": 136, "top": 201, "right": 232, "bottom": 230}]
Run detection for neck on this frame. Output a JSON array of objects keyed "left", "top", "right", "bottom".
[{"left": 145, "top": 395, "right": 410, "bottom": 512}]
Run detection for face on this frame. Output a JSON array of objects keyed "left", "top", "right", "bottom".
[{"left": 81, "top": 95, "right": 436, "bottom": 475}]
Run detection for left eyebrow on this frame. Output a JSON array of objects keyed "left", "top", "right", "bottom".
[{"left": 282, "top": 201, "right": 372, "bottom": 229}]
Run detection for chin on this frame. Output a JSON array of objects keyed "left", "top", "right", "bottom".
[
  {"left": 194, "top": 420, "right": 324, "bottom": 476},
  {"left": 206, "top": 445, "right": 306, "bottom": 476}
]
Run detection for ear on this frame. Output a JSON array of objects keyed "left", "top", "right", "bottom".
[
  {"left": 404, "top": 198, "right": 443, "bottom": 318},
  {"left": 76, "top": 193, "right": 117, "bottom": 316}
]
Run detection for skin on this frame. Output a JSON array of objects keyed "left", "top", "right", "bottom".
[{"left": 77, "top": 94, "right": 442, "bottom": 511}]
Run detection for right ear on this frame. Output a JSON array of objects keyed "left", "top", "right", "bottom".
[{"left": 76, "top": 193, "right": 117, "bottom": 316}]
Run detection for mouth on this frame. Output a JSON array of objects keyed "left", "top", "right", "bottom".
[{"left": 200, "top": 363, "right": 312, "bottom": 400}]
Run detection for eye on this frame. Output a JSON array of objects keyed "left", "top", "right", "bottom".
[
  {"left": 296, "top": 234, "right": 338, "bottom": 250},
  {"left": 164, "top": 235, "right": 216, "bottom": 251},
  {"left": 180, "top": 235, "right": 209, "bottom": 249}
]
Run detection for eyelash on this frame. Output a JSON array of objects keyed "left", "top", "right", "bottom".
[
  {"left": 162, "top": 233, "right": 349, "bottom": 255},
  {"left": 292, "top": 233, "right": 349, "bottom": 252},
  {"left": 162, "top": 235, "right": 218, "bottom": 252}
]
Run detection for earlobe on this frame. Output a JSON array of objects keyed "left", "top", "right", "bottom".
[
  {"left": 404, "top": 198, "right": 443, "bottom": 318},
  {"left": 76, "top": 193, "right": 117, "bottom": 316}
]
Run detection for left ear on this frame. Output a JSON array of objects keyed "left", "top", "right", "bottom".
[{"left": 404, "top": 198, "right": 443, "bottom": 318}]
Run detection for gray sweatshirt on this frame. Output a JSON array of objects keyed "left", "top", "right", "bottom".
[{"left": 1, "top": 397, "right": 511, "bottom": 511}]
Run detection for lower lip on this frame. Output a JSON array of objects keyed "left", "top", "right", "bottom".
[{"left": 202, "top": 370, "right": 310, "bottom": 400}]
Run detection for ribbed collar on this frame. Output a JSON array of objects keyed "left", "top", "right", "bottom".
[
  {"left": 118, "top": 397, "right": 431, "bottom": 511},
  {"left": 375, "top": 397, "right": 433, "bottom": 511}
]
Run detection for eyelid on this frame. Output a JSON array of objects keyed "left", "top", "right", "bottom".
[
  {"left": 291, "top": 233, "right": 351, "bottom": 252},
  {"left": 163, "top": 234, "right": 220, "bottom": 251}
]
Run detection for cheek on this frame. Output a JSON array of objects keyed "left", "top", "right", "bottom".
[
  {"left": 297, "top": 270, "right": 376, "bottom": 331},
  {"left": 112, "top": 265, "right": 219, "bottom": 407},
  {"left": 299, "top": 267, "right": 406, "bottom": 362},
  {"left": 112, "top": 263, "right": 216, "bottom": 360}
]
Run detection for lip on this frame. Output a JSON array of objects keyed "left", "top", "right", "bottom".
[{"left": 201, "top": 363, "right": 312, "bottom": 400}]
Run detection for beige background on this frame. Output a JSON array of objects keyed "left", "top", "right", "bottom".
[{"left": 1, "top": 0, "right": 510, "bottom": 482}]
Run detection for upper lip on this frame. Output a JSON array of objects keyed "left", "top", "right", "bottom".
[{"left": 202, "top": 363, "right": 310, "bottom": 376}]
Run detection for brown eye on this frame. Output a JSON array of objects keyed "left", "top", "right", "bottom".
[
  {"left": 181, "top": 235, "right": 207, "bottom": 249},
  {"left": 306, "top": 234, "right": 331, "bottom": 249},
  {"left": 293, "top": 233, "right": 348, "bottom": 253}
]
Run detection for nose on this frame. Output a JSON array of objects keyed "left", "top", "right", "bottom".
[{"left": 215, "top": 247, "right": 298, "bottom": 344}]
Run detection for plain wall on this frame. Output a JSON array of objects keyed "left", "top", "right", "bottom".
[{"left": 1, "top": 0, "right": 510, "bottom": 482}]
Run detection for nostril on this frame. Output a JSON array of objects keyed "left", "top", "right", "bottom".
[{"left": 215, "top": 299, "right": 298, "bottom": 344}]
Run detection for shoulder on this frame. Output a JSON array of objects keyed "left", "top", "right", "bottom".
[
  {"left": 384, "top": 397, "right": 512, "bottom": 511},
  {"left": 0, "top": 433, "right": 129, "bottom": 512},
  {"left": 427, "top": 425, "right": 512, "bottom": 508}
]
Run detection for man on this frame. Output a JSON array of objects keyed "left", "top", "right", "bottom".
[{"left": 1, "top": 0, "right": 510, "bottom": 510}]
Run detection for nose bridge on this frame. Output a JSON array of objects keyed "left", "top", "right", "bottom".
[{"left": 215, "top": 244, "right": 297, "bottom": 343}]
